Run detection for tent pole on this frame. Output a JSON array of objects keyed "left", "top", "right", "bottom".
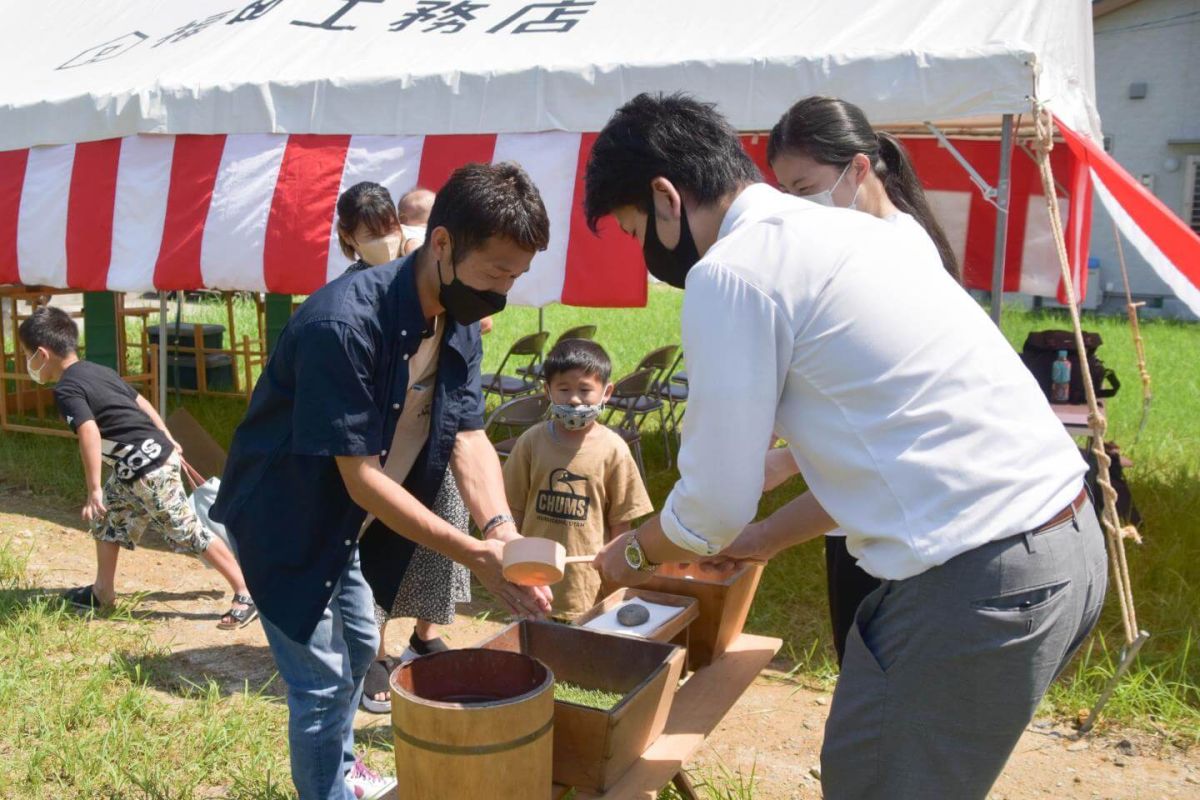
[
  {"left": 925, "top": 122, "right": 999, "bottom": 202},
  {"left": 538, "top": 307, "right": 544, "bottom": 334},
  {"left": 158, "top": 292, "right": 168, "bottom": 416},
  {"left": 173, "top": 292, "right": 184, "bottom": 406},
  {"left": 990, "top": 114, "right": 1014, "bottom": 324},
  {"left": 1078, "top": 629, "right": 1149, "bottom": 734}
]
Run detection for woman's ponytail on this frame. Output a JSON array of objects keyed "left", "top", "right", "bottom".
[
  {"left": 770, "top": 97, "right": 962, "bottom": 284},
  {"left": 875, "top": 132, "right": 961, "bottom": 283}
]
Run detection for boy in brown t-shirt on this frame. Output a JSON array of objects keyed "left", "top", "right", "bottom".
[{"left": 503, "top": 339, "right": 653, "bottom": 620}]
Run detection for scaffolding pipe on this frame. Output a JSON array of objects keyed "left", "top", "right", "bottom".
[{"left": 989, "top": 115, "right": 1015, "bottom": 323}]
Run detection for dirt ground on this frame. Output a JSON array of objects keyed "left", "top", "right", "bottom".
[{"left": 3, "top": 492, "right": 1198, "bottom": 800}]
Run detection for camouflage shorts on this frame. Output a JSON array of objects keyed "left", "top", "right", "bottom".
[{"left": 92, "top": 453, "right": 213, "bottom": 555}]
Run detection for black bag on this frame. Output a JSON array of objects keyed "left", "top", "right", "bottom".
[
  {"left": 1020, "top": 329, "right": 1120, "bottom": 405},
  {"left": 1081, "top": 442, "right": 1141, "bottom": 526}
]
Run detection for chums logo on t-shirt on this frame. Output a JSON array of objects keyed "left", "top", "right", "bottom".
[{"left": 535, "top": 468, "right": 591, "bottom": 525}]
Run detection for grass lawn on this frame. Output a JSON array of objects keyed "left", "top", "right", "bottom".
[
  {"left": 0, "top": 541, "right": 299, "bottom": 798},
  {"left": 0, "top": 288, "right": 1197, "bottom": 796}
]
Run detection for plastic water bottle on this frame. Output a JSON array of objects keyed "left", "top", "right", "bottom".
[{"left": 1051, "top": 350, "right": 1072, "bottom": 404}]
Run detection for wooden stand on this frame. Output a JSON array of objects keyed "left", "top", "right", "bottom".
[
  {"left": 551, "top": 633, "right": 781, "bottom": 800},
  {"left": 0, "top": 287, "right": 154, "bottom": 437},
  {"left": 639, "top": 563, "right": 764, "bottom": 669},
  {"left": 123, "top": 292, "right": 268, "bottom": 403},
  {"left": 1051, "top": 400, "right": 1103, "bottom": 438}
]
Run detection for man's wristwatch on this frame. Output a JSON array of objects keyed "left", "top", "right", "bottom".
[{"left": 623, "top": 533, "right": 659, "bottom": 573}]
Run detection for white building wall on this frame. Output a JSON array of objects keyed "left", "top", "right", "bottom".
[{"left": 1089, "top": 0, "right": 1200, "bottom": 319}]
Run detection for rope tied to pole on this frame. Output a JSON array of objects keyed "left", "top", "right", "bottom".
[
  {"left": 1112, "top": 220, "right": 1153, "bottom": 443},
  {"left": 1032, "top": 104, "right": 1141, "bottom": 644}
]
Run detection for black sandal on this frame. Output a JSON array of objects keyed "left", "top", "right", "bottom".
[
  {"left": 63, "top": 584, "right": 108, "bottom": 611},
  {"left": 361, "top": 658, "right": 398, "bottom": 714},
  {"left": 217, "top": 593, "right": 258, "bottom": 630}
]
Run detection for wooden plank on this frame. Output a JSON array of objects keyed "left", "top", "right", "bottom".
[
  {"left": 671, "top": 772, "right": 700, "bottom": 800},
  {"left": 598, "top": 646, "right": 686, "bottom": 791},
  {"left": 1051, "top": 400, "right": 1104, "bottom": 439},
  {"left": 561, "top": 633, "right": 781, "bottom": 800},
  {"left": 166, "top": 407, "right": 227, "bottom": 480},
  {"left": 0, "top": 422, "right": 74, "bottom": 438}
]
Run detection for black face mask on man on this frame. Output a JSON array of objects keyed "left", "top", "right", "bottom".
[
  {"left": 642, "top": 197, "right": 701, "bottom": 290},
  {"left": 438, "top": 258, "right": 507, "bottom": 325}
]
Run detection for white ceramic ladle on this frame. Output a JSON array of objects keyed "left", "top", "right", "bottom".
[{"left": 501, "top": 538, "right": 595, "bottom": 586}]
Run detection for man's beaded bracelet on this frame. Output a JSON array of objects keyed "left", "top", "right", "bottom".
[{"left": 481, "top": 513, "right": 515, "bottom": 536}]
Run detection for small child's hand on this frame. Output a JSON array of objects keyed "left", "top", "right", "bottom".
[{"left": 81, "top": 489, "right": 107, "bottom": 523}]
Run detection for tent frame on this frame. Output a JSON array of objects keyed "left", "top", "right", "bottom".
[{"left": 924, "top": 116, "right": 1016, "bottom": 323}]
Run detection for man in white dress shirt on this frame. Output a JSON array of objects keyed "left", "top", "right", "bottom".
[{"left": 584, "top": 93, "right": 1108, "bottom": 800}]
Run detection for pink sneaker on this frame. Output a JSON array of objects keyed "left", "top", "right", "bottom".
[{"left": 345, "top": 758, "right": 397, "bottom": 799}]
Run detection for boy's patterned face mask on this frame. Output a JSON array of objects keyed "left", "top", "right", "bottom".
[{"left": 551, "top": 402, "right": 604, "bottom": 431}]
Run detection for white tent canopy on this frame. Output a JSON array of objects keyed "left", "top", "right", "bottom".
[
  {"left": 2, "top": 0, "right": 1100, "bottom": 149},
  {"left": 22, "top": 0, "right": 1188, "bottom": 316}
]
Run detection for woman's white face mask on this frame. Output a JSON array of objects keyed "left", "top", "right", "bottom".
[
  {"left": 802, "top": 162, "right": 862, "bottom": 210},
  {"left": 353, "top": 232, "right": 402, "bottom": 266},
  {"left": 400, "top": 224, "right": 427, "bottom": 248}
]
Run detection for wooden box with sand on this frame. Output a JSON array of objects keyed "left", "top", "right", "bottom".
[
  {"left": 479, "top": 619, "right": 686, "bottom": 792},
  {"left": 640, "top": 563, "right": 764, "bottom": 669}
]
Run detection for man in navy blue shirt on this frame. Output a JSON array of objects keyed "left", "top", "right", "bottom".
[{"left": 212, "top": 163, "right": 553, "bottom": 800}]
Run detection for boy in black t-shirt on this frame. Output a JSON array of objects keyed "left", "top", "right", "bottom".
[{"left": 19, "top": 307, "right": 256, "bottom": 629}]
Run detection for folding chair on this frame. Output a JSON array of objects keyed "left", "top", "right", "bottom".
[
  {"left": 556, "top": 324, "right": 598, "bottom": 343},
  {"left": 607, "top": 345, "right": 677, "bottom": 459},
  {"left": 484, "top": 393, "right": 551, "bottom": 460},
  {"left": 657, "top": 350, "right": 688, "bottom": 445},
  {"left": 610, "top": 424, "right": 647, "bottom": 482},
  {"left": 603, "top": 367, "right": 660, "bottom": 478},
  {"left": 633, "top": 345, "right": 679, "bottom": 392},
  {"left": 516, "top": 324, "right": 599, "bottom": 379},
  {"left": 482, "top": 330, "right": 549, "bottom": 400}
]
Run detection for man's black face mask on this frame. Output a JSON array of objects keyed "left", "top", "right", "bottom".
[
  {"left": 438, "top": 258, "right": 507, "bottom": 326},
  {"left": 642, "top": 196, "right": 700, "bottom": 289}
]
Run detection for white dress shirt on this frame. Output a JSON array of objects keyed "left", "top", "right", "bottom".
[
  {"left": 661, "top": 183, "right": 1086, "bottom": 581},
  {"left": 825, "top": 210, "right": 943, "bottom": 540}
]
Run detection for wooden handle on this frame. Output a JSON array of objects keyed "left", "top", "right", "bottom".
[{"left": 563, "top": 555, "right": 596, "bottom": 565}]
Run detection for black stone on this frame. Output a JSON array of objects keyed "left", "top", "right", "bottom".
[{"left": 617, "top": 603, "right": 650, "bottom": 627}]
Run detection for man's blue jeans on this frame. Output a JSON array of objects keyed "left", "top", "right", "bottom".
[{"left": 259, "top": 550, "right": 380, "bottom": 800}]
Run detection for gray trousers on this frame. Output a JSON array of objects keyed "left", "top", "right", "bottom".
[{"left": 821, "top": 496, "right": 1108, "bottom": 800}]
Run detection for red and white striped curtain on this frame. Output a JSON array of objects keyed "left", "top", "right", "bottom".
[
  {"left": 1, "top": 129, "right": 1106, "bottom": 306},
  {"left": 742, "top": 134, "right": 1090, "bottom": 301},
  {"left": 1058, "top": 119, "right": 1200, "bottom": 315},
  {"left": 0, "top": 132, "right": 646, "bottom": 307}
]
